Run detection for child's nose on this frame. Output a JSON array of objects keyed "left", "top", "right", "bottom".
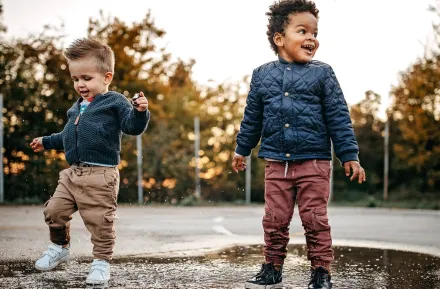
[{"left": 307, "top": 33, "right": 316, "bottom": 40}]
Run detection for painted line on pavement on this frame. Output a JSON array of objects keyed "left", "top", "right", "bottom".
[{"left": 212, "top": 216, "right": 236, "bottom": 236}]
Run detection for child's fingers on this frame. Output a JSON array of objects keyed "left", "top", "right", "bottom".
[
  {"left": 350, "top": 165, "right": 359, "bottom": 181},
  {"left": 232, "top": 158, "right": 239, "bottom": 173},
  {"left": 344, "top": 162, "right": 350, "bottom": 177},
  {"left": 135, "top": 104, "right": 148, "bottom": 112},
  {"left": 134, "top": 98, "right": 148, "bottom": 110},
  {"left": 237, "top": 159, "right": 247, "bottom": 171},
  {"left": 136, "top": 98, "right": 148, "bottom": 105},
  {"left": 232, "top": 156, "right": 247, "bottom": 173},
  {"left": 358, "top": 168, "right": 366, "bottom": 183}
]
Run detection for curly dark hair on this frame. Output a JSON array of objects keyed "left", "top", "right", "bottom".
[{"left": 266, "top": 0, "right": 319, "bottom": 54}]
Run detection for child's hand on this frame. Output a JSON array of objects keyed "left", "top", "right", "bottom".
[
  {"left": 30, "top": 137, "right": 44, "bottom": 153},
  {"left": 132, "top": 91, "right": 148, "bottom": 112},
  {"left": 344, "top": 161, "right": 366, "bottom": 184},
  {"left": 232, "top": 154, "right": 247, "bottom": 173}
]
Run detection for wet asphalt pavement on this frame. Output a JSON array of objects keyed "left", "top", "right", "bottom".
[
  {"left": 1, "top": 206, "right": 439, "bottom": 261},
  {"left": 1, "top": 206, "right": 439, "bottom": 288},
  {"left": 1, "top": 245, "right": 439, "bottom": 289}
]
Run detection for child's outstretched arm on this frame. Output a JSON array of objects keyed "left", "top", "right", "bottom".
[
  {"left": 322, "top": 65, "right": 366, "bottom": 184},
  {"left": 233, "top": 70, "right": 263, "bottom": 173},
  {"left": 30, "top": 129, "right": 65, "bottom": 152},
  {"left": 116, "top": 91, "right": 150, "bottom": 135},
  {"left": 30, "top": 137, "right": 44, "bottom": 152}
]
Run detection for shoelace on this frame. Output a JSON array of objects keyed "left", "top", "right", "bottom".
[
  {"left": 312, "top": 269, "right": 328, "bottom": 286},
  {"left": 42, "top": 244, "right": 63, "bottom": 259},
  {"left": 255, "top": 264, "right": 279, "bottom": 284},
  {"left": 253, "top": 263, "right": 268, "bottom": 278}
]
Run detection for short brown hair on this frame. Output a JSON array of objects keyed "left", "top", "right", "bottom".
[{"left": 64, "top": 38, "right": 115, "bottom": 74}]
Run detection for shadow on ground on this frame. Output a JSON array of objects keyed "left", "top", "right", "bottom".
[{"left": 1, "top": 245, "right": 439, "bottom": 288}]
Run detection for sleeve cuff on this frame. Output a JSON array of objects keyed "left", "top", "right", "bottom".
[
  {"left": 42, "top": 136, "right": 53, "bottom": 150},
  {"left": 134, "top": 109, "right": 149, "bottom": 119},
  {"left": 235, "top": 145, "right": 251, "bottom": 157},
  {"left": 339, "top": 152, "right": 359, "bottom": 165}
]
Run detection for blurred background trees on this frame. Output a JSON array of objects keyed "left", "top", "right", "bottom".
[{"left": 0, "top": 1, "right": 438, "bottom": 208}]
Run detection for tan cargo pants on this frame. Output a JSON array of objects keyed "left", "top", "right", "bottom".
[{"left": 43, "top": 165, "right": 120, "bottom": 261}]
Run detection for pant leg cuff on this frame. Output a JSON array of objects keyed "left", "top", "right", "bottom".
[
  {"left": 93, "top": 255, "right": 112, "bottom": 262},
  {"left": 265, "top": 257, "right": 284, "bottom": 265},
  {"left": 311, "top": 260, "right": 331, "bottom": 272}
]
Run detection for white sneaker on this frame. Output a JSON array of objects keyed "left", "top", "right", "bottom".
[
  {"left": 86, "top": 259, "right": 110, "bottom": 286},
  {"left": 35, "top": 243, "right": 70, "bottom": 271}
]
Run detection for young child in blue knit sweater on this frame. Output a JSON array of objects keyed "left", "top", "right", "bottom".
[{"left": 30, "top": 38, "right": 149, "bottom": 287}]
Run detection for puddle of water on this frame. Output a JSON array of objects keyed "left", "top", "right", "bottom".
[{"left": 0, "top": 245, "right": 439, "bottom": 289}]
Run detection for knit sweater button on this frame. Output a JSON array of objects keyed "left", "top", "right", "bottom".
[
  {"left": 284, "top": 92, "right": 289, "bottom": 96},
  {"left": 284, "top": 123, "right": 290, "bottom": 128},
  {"left": 285, "top": 153, "right": 291, "bottom": 158}
]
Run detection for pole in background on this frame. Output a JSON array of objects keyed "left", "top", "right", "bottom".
[
  {"left": 136, "top": 134, "right": 143, "bottom": 205},
  {"left": 194, "top": 117, "right": 201, "bottom": 199},
  {"left": 329, "top": 141, "right": 334, "bottom": 202},
  {"left": 0, "top": 94, "right": 3, "bottom": 203},
  {"left": 384, "top": 114, "right": 389, "bottom": 201},
  {"left": 245, "top": 155, "right": 251, "bottom": 204}
]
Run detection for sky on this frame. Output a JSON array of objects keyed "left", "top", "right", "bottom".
[{"left": 3, "top": 0, "right": 438, "bottom": 115}]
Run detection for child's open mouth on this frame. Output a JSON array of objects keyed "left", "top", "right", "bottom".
[
  {"left": 301, "top": 44, "right": 315, "bottom": 54},
  {"left": 79, "top": 90, "right": 89, "bottom": 97}
]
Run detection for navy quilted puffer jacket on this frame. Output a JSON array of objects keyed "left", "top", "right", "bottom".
[{"left": 235, "top": 56, "right": 359, "bottom": 164}]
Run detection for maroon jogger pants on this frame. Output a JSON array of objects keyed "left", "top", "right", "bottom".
[{"left": 263, "top": 159, "right": 334, "bottom": 270}]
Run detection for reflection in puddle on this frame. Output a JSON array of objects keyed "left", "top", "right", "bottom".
[{"left": 1, "top": 245, "right": 439, "bottom": 288}]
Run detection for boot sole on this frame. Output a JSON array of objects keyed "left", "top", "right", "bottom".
[
  {"left": 245, "top": 281, "right": 283, "bottom": 289},
  {"left": 308, "top": 282, "right": 332, "bottom": 289},
  {"left": 35, "top": 254, "right": 71, "bottom": 271}
]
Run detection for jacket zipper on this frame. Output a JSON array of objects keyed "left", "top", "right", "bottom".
[
  {"left": 73, "top": 96, "right": 99, "bottom": 163},
  {"left": 74, "top": 113, "right": 81, "bottom": 162}
]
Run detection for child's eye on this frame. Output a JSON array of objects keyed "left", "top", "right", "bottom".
[
  {"left": 84, "top": 77, "right": 92, "bottom": 81},
  {"left": 313, "top": 32, "right": 318, "bottom": 38},
  {"left": 298, "top": 29, "right": 306, "bottom": 34},
  {"left": 72, "top": 79, "right": 78, "bottom": 82}
]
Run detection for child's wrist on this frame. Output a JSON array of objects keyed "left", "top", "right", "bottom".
[
  {"left": 235, "top": 145, "right": 251, "bottom": 157},
  {"left": 234, "top": 152, "right": 244, "bottom": 158}
]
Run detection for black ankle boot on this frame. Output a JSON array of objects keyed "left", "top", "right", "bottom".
[
  {"left": 308, "top": 266, "right": 332, "bottom": 289},
  {"left": 245, "top": 263, "right": 283, "bottom": 289}
]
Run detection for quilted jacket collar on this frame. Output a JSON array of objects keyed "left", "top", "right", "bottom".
[
  {"left": 278, "top": 55, "right": 291, "bottom": 64},
  {"left": 278, "top": 55, "right": 311, "bottom": 67}
]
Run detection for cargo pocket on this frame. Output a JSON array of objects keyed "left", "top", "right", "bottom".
[
  {"left": 265, "top": 161, "right": 276, "bottom": 178},
  {"left": 103, "top": 170, "right": 117, "bottom": 187},
  {"left": 312, "top": 207, "right": 330, "bottom": 233},
  {"left": 100, "top": 212, "right": 117, "bottom": 239},
  {"left": 312, "top": 160, "right": 331, "bottom": 181}
]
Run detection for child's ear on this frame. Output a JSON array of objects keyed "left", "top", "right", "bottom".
[
  {"left": 104, "top": 72, "right": 113, "bottom": 85},
  {"left": 273, "top": 32, "right": 284, "bottom": 48}
]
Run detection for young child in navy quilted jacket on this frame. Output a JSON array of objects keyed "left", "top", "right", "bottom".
[{"left": 232, "top": 1, "right": 366, "bottom": 288}]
